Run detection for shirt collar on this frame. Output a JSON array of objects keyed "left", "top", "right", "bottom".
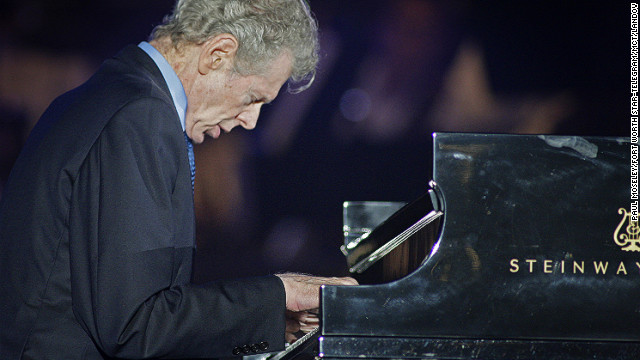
[{"left": 138, "top": 41, "right": 188, "bottom": 131}]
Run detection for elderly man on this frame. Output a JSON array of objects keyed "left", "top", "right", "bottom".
[{"left": 0, "top": 0, "right": 356, "bottom": 359}]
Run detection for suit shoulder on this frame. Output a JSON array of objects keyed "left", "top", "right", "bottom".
[{"left": 106, "top": 96, "right": 181, "bottom": 139}]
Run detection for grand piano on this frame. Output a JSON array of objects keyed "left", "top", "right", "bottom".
[{"left": 271, "top": 133, "right": 639, "bottom": 360}]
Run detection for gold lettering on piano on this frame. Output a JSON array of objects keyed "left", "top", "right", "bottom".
[
  {"left": 614, "top": 208, "right": 640, "bottom": 252},
  {"left": 509, "top": 259, "right": 519, "bottom": 273},
  {"left": 525, "top": 259, "right": 536, "bottom": 272},
  {"left": 617, "top": 262, "right": 628, "bottom": 275},
  {"left": 509, "top": 259, "right": 638, "bottom": 276},
  {"left": 593, "top": 261, "right": 608, "bottom": 274}
]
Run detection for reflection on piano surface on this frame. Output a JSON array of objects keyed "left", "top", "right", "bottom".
[{"left": 272, "top": 133, "right": 639, "bottom": 360}]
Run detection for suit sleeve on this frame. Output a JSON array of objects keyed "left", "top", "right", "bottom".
[{"left": 68, "top": 97, "right": 286, "bottom": 358}]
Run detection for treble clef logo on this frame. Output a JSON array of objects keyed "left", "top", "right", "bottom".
[{"left": 614, "top": 208, "right": 640, "bottom": 252}]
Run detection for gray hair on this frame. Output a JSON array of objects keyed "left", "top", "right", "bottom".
[{"left": 152, "top": 0, "right": 319, "bottom": 92}]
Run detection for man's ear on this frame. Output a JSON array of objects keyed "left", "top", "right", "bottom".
[{"left": 198, "top": 33, "right": 239, "bottom": 75}]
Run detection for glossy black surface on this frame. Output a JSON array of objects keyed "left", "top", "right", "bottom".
[
  {"left": 320, "top": 133, "right": 638, "bottom": 358},
  {"left": 318, "top": 336, "right": 640, "bottom": 360}
]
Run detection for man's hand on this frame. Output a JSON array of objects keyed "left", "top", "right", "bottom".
[
  {"left": 276, "top": 273, "right": 358, "bottom": 312},
  {"left": 283, "top": 310, "right": 318, "bottom": 343},
  {"left": 276, "top": 273, "right": 358, "bottom": 343}
]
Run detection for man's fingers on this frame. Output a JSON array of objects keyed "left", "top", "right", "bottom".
[
  {"left": 285, "top": 332, "right": 298, "bottom": 344},
  {"left": 287, "top": 310, "right": 318, "bottom": 322},
  {"left": 298, "top": 312, "right": 319, "bottom": 326},
  {"left": 279, "top": 276, "right": 358, "bottom": 344},
  {"left": 286, "top": 310, "right": 319, "bottom": 334},
  {"left": 300, "top": 324, "right": 317, "bottom": 333},
  {"left": 285, "top": 317, "right": 300, "bottom": 333}
]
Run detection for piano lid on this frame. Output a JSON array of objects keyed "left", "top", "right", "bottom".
[{"left": 321, "top": 133, "right": 639, "bottom": 343}]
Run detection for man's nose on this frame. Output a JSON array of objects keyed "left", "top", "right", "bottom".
[{"left": 239, "top": 104, "right": 261, "bottom": 130}]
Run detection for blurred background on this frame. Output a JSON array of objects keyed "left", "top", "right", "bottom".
[{"left": 0, "top": 0, "right": 630, "bottom": 281}]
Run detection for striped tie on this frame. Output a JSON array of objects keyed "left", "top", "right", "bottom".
[{"left": 184, "top": 132, "right": 195, "bottom": 191}]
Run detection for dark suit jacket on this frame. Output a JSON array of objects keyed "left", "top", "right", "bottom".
[{"left": 0, "top": 45, "right": 285, "bottom": 359}]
